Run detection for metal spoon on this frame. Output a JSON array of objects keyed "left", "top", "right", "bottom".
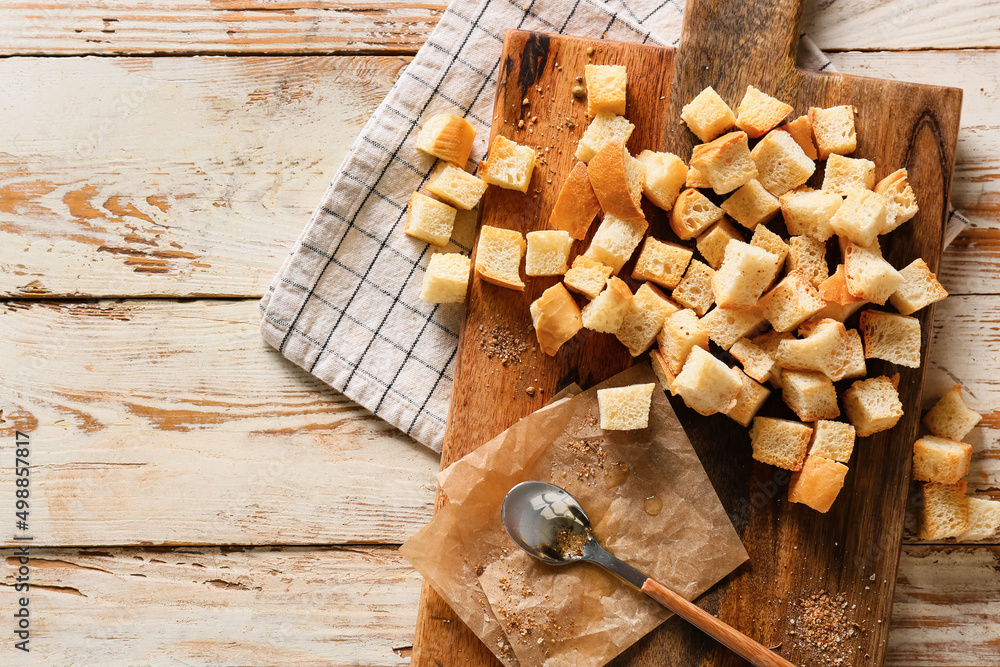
[{"left": 501, "top": 481, "right": 796, "bottom": 667}]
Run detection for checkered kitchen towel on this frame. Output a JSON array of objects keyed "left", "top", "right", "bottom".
[{"left": 259, "top": 0, "right": 969, "bottom": 452}]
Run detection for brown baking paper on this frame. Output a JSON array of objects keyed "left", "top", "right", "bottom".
[{"left": 400, "top": 364, "right": 748, "bottom": 666}]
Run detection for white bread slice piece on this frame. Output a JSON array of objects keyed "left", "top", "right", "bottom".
[
  {"left": 782, "top": 370, "right": 841, "bottom": 421},
  {"left": 670, "top": 188, "right": 725, "bottom": 240},
  {"left": 525, "top": 230, "right": 573, "bottom": 277},
  {"left": 530, "top": 283, "right": 583, "bottom": 356},
  {"left": 823, "top": 154, "right": 876, "bottom": 196},
  {"left": 589, "top": 139, "right": 646, "bottom": 222},
  {"left": 479, "top": 135, "right": 536, "bottom": 193},
  {"left": 912, "top": 435, "right": 973, "bottom": 484},
  {"left": 616, "top": 283, "right": 679, "bottom": 357},
  {"left": 843, "top": 376, "right": 903, "bottom": 437},
  {"left": 637, "top": 150, "right": 688, "bottom": 211},
  {"left": 702, "top": 306, "right": 765, "bottom": 351},
  {"left": 777, "top": 318, "right": 852, "bottom": 381},
  {"left": 758, "top": 271, "right": 827, "bottom": 332},
  {"left": 750, "top": 129, "right": 816, "bottom": 197},
  {"left": 786, "top": 235, "right": 829, "bottom": 286},
  {"left": 735, "top": 86, "right": 793, "bottom": 138},
  {"left": 712, "top": 241, "right": 782, "bottom": 309},
  {"left": 750, "top": 224, "right": 789, "bottom": 286},
  {"left": 753, "top": 330, "right": 795, "bottom": 388},
  {"left": 420, "top": 252, "right": 471, "bottom": 303},
  {"left": 779, "top": 189, "right": 842, "bottom": 242},
  {"left": 809, "top": 420, "right": 856, "bottom": 463},
  {"left": 859, "top": 309, "right": 921, "bottom": 368},
  {"left": 584, "top": 64, "right": 627, "bottom": 117},
  {"left": 842, "top": 328, "right": 867, "bottom": 379},
  {"left": 829, "top": 188, "right": 889, "bottom": 248},
  {"left": 632, "top": 236, "right": 693, "bottom": 289},
  {"left": 564, "top": 256, "right": 615, "bottom": 300},
  {"left": 650, "top": 348, "right": 677, "bottom": 392},
  {"left": 581, "top": 277, "right": 633, "bottom": 333},
  {"left": 426, "top": 162, "right": 488, "bottom": 210},
  {"left": 889, "top": 258, "right": 948, "bottom": 316},
  {"left": 549, "top": 161, "right": 601, "bottom": 240},
  {"left": 819, "top": 265, "right": 865, "bottom": 306},
  {"left": 696, "top": 218, "right": 742, "bottom": 270},
  {"left": 672, "top": 259, "right": 716, "bottom": 316},
  {"left": 725, "top": 366, "right": 771, "bottom": 427},
  {"left": 776, "top": 115, "right": 818, "bottom": 160},
  {"left": 843, "top": 242, "right": 904, "bottom": 306},
  {"left": 919, "top": 481, "right": 969, "bottom": 540},
  {"left": 690, "top": 130, "right": 758, "bottom": 195},
  {"left": 923, "top": 385, "right": 982, "bottom": 441},
  {"left": 808, "top": 105, "right": 857, "bottom": 159},
  {"left": 583, "top": 213, "right": 647, "bottom": 274},
  {"left": 959, "top": 498, "right": 1000, "bottom": 541},
  {"left": 750, "top": 417, "right": 812, "bottom": 470},
  {"left": 673, "top": 346, "right": 742, "bottom": 416},
  {"left": 576, "top": 112, "right": 635, "bottom": 163},
  {"left": 686, "top": 164, "right": 711, "bottom": 189},
  {"left": 598, "top": 383, "right": 655, "bottom": 430},
  {"left": 474, "top": 225, "right": 525, "bottom": 290},
  {"left": 875, "top": 168, "right": 919, "bottom": 233},
  {"left": 415, "top": 113, "right": 475, "bottom": 166},
  {"left": 730, "top": 337, "right": 776, "bottom": 383},
  {"left": 405, "top": 191, "right": 457, "bottom": 247},
  {"left": 681, "top": 86, "right": 736, "bottom": 142},
  {"left": 721, "top": 179, "right": 780, "bottom": 230},
  {"left": 788, "top": 455, "right": 849, "bottom": 513},
  {"left": 658, "top": 308, "right": 710, "bottom": 374}
]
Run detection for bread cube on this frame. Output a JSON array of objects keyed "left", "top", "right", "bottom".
[
  {"left": 859, "top": 310, "right": 921, "bottom": 368},
  {"left": 753, "top": 330, "right": 795, "bottom": 388},
  {"left": 749, "top": 225, "right": 789, "bottom": 286},
  {"left": 479, "top": 135, "right": 536, "bottom": 193},
  {"left": 670, "top": 188, "right": 725, "bottom": 240},
  {"left": 530, "top": 283, "right": 583, "bottom": 356},
  {"left": 690, "top": 131, "right": 758, "bottom": 195},
  {"left": 584, "top": 64, "right": 627, "bottom": 117},
  {"left": 779, "top": 189, "right": 842, "bottom": 242},
  {"left": 649, "top": 348, "right": 677, "bottom": 393},
  {"left": 721, "top": 180, "right": 780, "bottom": 230},
  {"left": 564, "top": 256, "right": 615, "bottom": 300},
  {"left": 658, "top": 308, "right": 710, "bottom": 374},
  {"left": 730, "top": 337, "right": 776, "bottom": 383},
  {"left": 750, "top": 129, "right": 816, "bottom": 196},
  {"left": 637, "top": 150, "right": 688, "bottom": 211},
  {"left": 875, "top": 168, "right": 919, "bottom": 233},
  {"left": 696, "top": 218, "right": 742, "bottom": 270},
  {"left": 923, "top": 385, "right": 982, "bottom": 441},
  {"left": 777, "top": 319, "right": 852, "bottom": 381},
  {"left": 673, "top": 346, "right": 742, "bottom": 416},
  {"left": 843, "top": 376, "right": 903, "bottom": 437},
  {"left": 919, "top": 481, "right": 969, "bottom": 540},
  {"left": 808, "top": 105, "right": 857, "bottom": 160},
  {"left": 735, "top": 86, "right": 793, "bottom": 138},
  {"left": 758, "top": 271, "right": 827, "bottom": 332},
  {"left": 750, "top": 417, "right": 812, "bottom": 470},
  {"left": 829, "top": 188, "right": 888, "bottom": 248},
  {"left": 843, "top": 242, "right": 904, "bottom": 305},
  {"left": 583, "top": 213, "right": 647, "bottom": 273},
  {"left": 809, "top": 420, "right": 856, "bottom": 463},
  {"left": 426, "top": 162, "right": 488, "bottom": 210},
  {"left": 672, "top": 259, "right": 716, "bottom": 316},
  {"left": 581, "top": 277, "right": 633, "bottom": 333},
  {"left": 589, "top": 140, "right": 646, "bottom": 222},
  {"left": 786, "top": 235, "right": 829, "bottom": 287},
  {"left": 783, "top": 370, "right": 841, "bottom": 421},
  {"left": 405, "top": 191, "right": 457, "bottom": 247},
  {"left": 681, "top": 86, "right": 736, "bottom": 142},
  {"left": 525, "top": 230, "right": 573, "bottom": 277},
  {"left": 598, "top": 383, "right": 655, "bottom": 430},
  {"left": 959, "top": 498, "right": 1000, "bottom": 541},
  {"left": 819, "top": 265, "right": 865, "bottom": 306},
  {"left": 777, "top": 115, "right": 818, "bottom": 160},
  {"left": 549, "top": 161, "right": 601, "bottom": 240},
  {"left": 838, "top": 233, "right": 881, "bottom": 260},
  {"left": 702, "top": 306, "right": 765, "bottom": 351},
  {"left": 725, "top": 366, "right": 771, "bottom": 427},
  {"left": 576, "top": 112, "right": 634, "bottom": 163},
  {"left": 842, "top": 328, "right": 867, "bottom": 379},
  {"left": 686, "top": 164, "right": 711, "bottom": 189},
  {"left": 474, "top": 225, "right": 525, "bottom": 290},
  {"left": 415, "top": 113, "right": 476, "bottom": 166},
  {"left": 813, "top": 299, "right": 865, "bottom": 325},
  {"left": 632, "top": 236, "right": 692, "bottom": 289},
  {"left": 420, "top": 252, "right": 471, "bottom": 303},
  {"left": 912, "top": 435, "right": 973, "bottom": 484},
  {"left": 822, "top": 154, "right": 875, "bottom": 196},
  {"left": 616, "top": 283, "right": 679, "bottom": 356},
  {"left": 889, "top": 258, "right": 948, "bottom": 316},
  {"left": 788, "top": 455, "right": 849, "bottom": 513},
  {"left": 712, "top": 241, "right": 782, "bottom": 309}
]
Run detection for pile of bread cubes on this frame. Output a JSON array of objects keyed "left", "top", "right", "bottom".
[{"left": 405, "top": 63, "right": 999, "bottom": 533}]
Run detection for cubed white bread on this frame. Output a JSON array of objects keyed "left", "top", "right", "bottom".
[
  {"left": 405, "top": 191, "right": 458, "bottom": 247},
  {"left": 750, "top": 224, "right": 789, "bottom": 286},
  {"left": 788, "top": 455, "right": 849, "bottom": 513},
  {"left": 564, "top": 256, "right": 615, "bottom": 300},
  {"left": 670, "top": 188, "right": 725, "bottom": 240},
  {"left": 658, "top": 308, "right": 710, "bottom": 374},
  {"left": 475, "top": 225, "right": 525, "bottom": 290},
  {"left": 958, "top": 498, "right": 1000, "bottom": 541},
  {"left": 415, "top": 113, "right": 476, "bottom": 166},
  {"left": 757, "top": 271, "right": 827, "bottom": 332},
  {"left": 581, "top": 277, "right": 633, "bottom": 333},
  {"left": 808, "top": 105, "right": 857, "bottom": 159},
  {"left": 584, "top": 213, "right": 647, "bottom": 274},
  {"left": 681, "top": 86, "right": 736, "bottom": 142},
  {"left": 838, "top": 233, "right": 881, "bottom": 260},
  {"left": 843, "top": 375, "right": 904, "bottom": 437},
  {"left": 842, "top": 328, "right": 867, "bottom": 379},
  {"left": 721, "top": 179, "right": 780, "bottom": 230},
  {"left": 809, "top": 420, "right": 856, "bottom": 463},
  {"left": 420, "top": 252, "right": 471, "bottom": 303},
  {"left": 690, "top": 131, "right": 758, "bottom": 195},
  {"left": 649, "top": 348, "right": 677, "bottom": 392},
  {"left": 712, "top": 241, "right": 782, "bottom": 309},
  {"left": 576, "top": 112, "right": 634, "bottom": 163},
  {"left": 632, "top": 236, "right": 693, "bottom": 289},
  {"left": 777, "top": 318, "right": 853, "bottom": 381},
  {"left": 479, "top": 135, "right": 536, "bottom": 193},
  {"left": 584, "top": 64, "right": 627, "bottom": 117},
  {"left": 549, "top": 161, "right": 601, "bottom": 240},
  {"left": 779, "top": 189, "right": 842, "bottom": 242},
  {"left": 686, "top": 164, "right": 711, "bottom": 189},
  {"left": 426, "top": 162, "right": 488, "bottom": 210},
  {"left": 525, "top": 230, "right": 573, "bottom": 277},
  {"left": 529, "top": 283, "right": 583, "bottom": 356},
  {"left": 735, "top": 86, "right": 793, "bottom": 138},
  {"left": 844, "top": 242, "right": 904, "bottom": 305},
  {"left": 750, "top": 129, "right": 816, "bottom": 197},
  {"left": 912, "top": 435, "right": 973, "bottom": 484},
  {"left": 598, "top": 382, "right": 655, "bottom": 430},
  {"left": 829, "top": 188, "right": 889, "bottom": 248},
  {"left": 750, "top": 417, "right": 812, "bottom": 470},
  {"left": 616, "top": 283, "right": 679, "bottom": 356},
  {"left": 673, "top": 346, "right": 742, "bottom": 415},
  {"left": 814, "top": 299, "right": 866, "bottom": 324},
  {"left": 589, "top": 140, "right": 646, "bottom": 222},
  {"left": 859, "top": 309, "right": 921, "bottom": 368},
  {"left": 777, "top": 115, "right": 818, "bottom": 160},
  {"left": 819, "top": 265, "right": 865, "bottom": 306},
  {"left": 782, "top": 370, "right": 841, "bottom": 421},
  {"left": 786, "top": 235, "right": 829, "bottom": 287},
  {"left": 730, "top": 337, "right": 776, "bottom": 383},
  {"left": 823, "top": 154, "right": 876, "bottom": 196},
  {"left": 637, "top": 150, "right": 688, "bottom": 211},
  {"left": 725, "top": 366, "right": 771, "bottom": 427},
  {"left": 702, "top": 306, "right": 765, "bottom": 351},
  {"left": 671, "top": 259, "right": 716, "bottom": 316},
  {"left": 753, "top": 330, "right": 794, "bottom": 388},
  {"left": 889, "top": 258, "right": 948, "bottom": 316},
  {"left": 919, "top": 481, "right": 969, "bottom": 540},
  {"left": 696, "top": 218, "right": 742, "bottom": 270},
  {"left": 923, "top": 385, "right": 982, "bottom": 441},
  {"left": 875, "top": 168, "right": 919, "bottom": 233}
]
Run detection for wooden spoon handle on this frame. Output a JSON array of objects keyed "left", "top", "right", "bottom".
[{"left": 641, "top": 577, "right": 797, "bottom": 667}]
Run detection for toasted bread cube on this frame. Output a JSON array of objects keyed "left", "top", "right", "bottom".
[
  {"left": 875, "top": 168, "right": 919, "bottom": 233},
  {"left": 616, "top": 283, "right": 679, "bottom": 356},
  {"left": 637, "top": 150, "right": 688, "bottom": 211},
  {"left": 712, "top": 241, "right": 782, "bottom": 309},
  {"left": 415, "top": 113, "right": 476, "bottom": 166},
  {"left": 819, "top": 265, "right": 865, "bottom": 306},
  {"left": 673, "top": 346, "right": 742, "bottom": 416},
  {"left": 686, "top": 164, "right": 711, "bottom": 189},
  {"left": 823, "top": 154, "right": 876, "bottom": 196},
  {"left": 721, "top": 179, "right": 780, "bottom": 230},
  {"left": 730, "top": 337, "right": 776, "bottom": 383},
  {"left": 530, "top": 283, "right": 583, "bottom": 356},
  {"left": 750, "top": 129, "right": 816, "bottom": 197},
  {"left": 758, "top": 271, "right": 826, "bottom": 332},
  {"left": 842, "top": 328, "right": 867, "bottom": 379},
  {"left": 589, "top": 140, "right": 646, "bottom": 222},
  {"left": 563, "top": 256, "right": 615, "bottom": 301},
  {"left": 581, "top": 277, "right": 633, "bottom": 333},
  {"left": 670, "top": 189, "right": 725, "bottom": 240},
  {"left": 919, "top": 481, "right": 969, "bottom": 540},
  {"left": 658, "top": 308, "right": 710, "bottom": 375},
  {"left": 475, "top": 225, "right": 525, "bottom": 290},
  {"left": 844, "top": 242, "right": 903, "bottom": 306},
  {"left": 681, "top": 86, "right": 736, "bottom": 142},
  {"left": 584, "top": 213, "right": 647, "bottom": 274},
  {"left": 779, "top": 189, "right": 842, "bottom": 242},
  {"left": 405, "top": 191, "right": 457, "bottom": 247},
  {"left": 777, "top": 319, "right": 852, "bottom": 381},
  {"left": 860, "top": 310, "right": 921, "bottom": 368},
  {"left": 830, "top": 188, "right": 888, "bottom": 248},
  {"left": 809, "top": 420, "right": 856, "bottom": 463},
  {"left": 753, "top": 330, "right": 795, "bottom": 388},
  {"left": 702, "top": 306, "right": 765, "bottom": 351},
  {"left": 750, "top": 417, "right": 812, "bottom": 470},
  {"left": 735, "top": 86, "right": 793, "bottom": 138},
  {"left": 584, "top": 64, "right": 627, "bottom": 117},
  {"left": 788, "top": 455, "right": 849, "bottom": 513},
  {"left": 479, "top": 135, "right": 536, "bottom": 193},
  {"left": 726, "top": 366, "right": 771, "bottom": 427},
  {"left": 632, "top": 236, "right": 692, "bottom": 289},
  {"left": 808, "top": 105, "right": 857, "bottom": 160},
  {"left": 525, "top": 230, "right": 573, "bottom": 277},
  {"left": 576, "top": 112, "right": 634, "bottom": 163},
  {"left": 650, "top": 348, "right": 677, "bottom": 392},
  {"left": 696, "top": 218, "right": 742, "bottom": 270},
  {"left": 843, "top": 376, "right": 903, "bottom": 437},
  {"left": 420, "top": 252, "right": 471, "bottom": 303},
  {"left": 750, "top": 225, "right": 789, "bottom": 285},
  {"left": 815, "top": 301, "right": 868, "bottom": 326},
  {"left": 426, "top": 162, "right": 488, "bottom": 210},
  {"left": 923, "top": 385, "right": 982, "bottom": 441},
  {"left": 549, "top": 161, "right": 601, "bottom": 240},
  {"left": 598, "top": 383, "right": 655, "bottom": 430},
  {"left": 777, "top": 115, "right": 818, "bottom": 160},
  {"left": 889, "top": 258, "right": 948, "bottom": 316},
  {"left": 690, "top": 131, "right": 758, "bottom": 195},
  {"left": 912, "top": 435, "right": 973, "bottom": 484},
  {"left": 786, "top": 235, "right": 829, "bottom": 287},
  {"left": 783, "top": 370, "right": 841, "bottom": 421},
  {"left": 838, "top": 233, "right": 881, "bottom": 260},
  {"left": 959, "top": 498, "right": 1000, "bottom": 541},
  {"left": 672, "top": 259, "right": 716, "bottom": 316}
]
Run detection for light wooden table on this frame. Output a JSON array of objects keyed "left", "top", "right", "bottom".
[{"left": 0, "top": 2, "right": 998, "bottom": 665}]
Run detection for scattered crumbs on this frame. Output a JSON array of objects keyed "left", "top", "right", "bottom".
[
  {"left": 525, "top": 386, "right": 536, "bottom": 396},
  {"left": 575, "top": 75, "right": 583, "bottom": 83},
  {"left": 522, "top": 97, "right": 530, "bottom": 106},
  {"left": 564, "top": 118, "right": 576, "bottom": 129},
  {"left": 572, "top": 85, "right": 586, "bottom": 99},
  {"left": 478, "top": 323, "right": 528, "bottom": 366},
  {"left": 789, "top": 592, "right": 860, "bottom": 665},
  {"left": 518, "top": 119, "right": 525, "bottom": 129},
  {"left": 586, "top": 46, "right": 594, "bottom": 56},
  {"left": 475, "top": 564, "right": 485, "bottom": 576}
]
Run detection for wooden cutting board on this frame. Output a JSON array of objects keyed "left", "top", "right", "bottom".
[{"left": 412, "top": 1, "right": 962, "bottom": 665}]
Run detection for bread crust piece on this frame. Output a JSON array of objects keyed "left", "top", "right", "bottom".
[
  {"left": 478, "top": 135, "right": 537, "bottom": 193},
  {"left": 415, "top": 113, "right": 476, "bottom": 166},
  {"left": 530, "top": 283, "right": 583, "bottom": 356},
  {"left": 819, "top": 265, "right": 865, "bottom": 306},
  {"left": 875, "top": 168, "right": 919, "bottom": 233},
  {"left": 776, "top": 115, "right": 818, "bottom": 160},
  {"left": 670, "top": 188, "right": 724, "bottom": 240},
  {"left": 689, "top": 131, "right": 758, "bottom": 195},
  {"left": 588, "top": 140, "right": 646, "bottom": 222},
  {"left": 474, "top": 225, "right": 525, "bottom": 290},
  {"left": 788, "top": 455, "right": 849, "bottom": 513},
  {"left": 548, "top": 161, "right": 601, "bottom": 240}
]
